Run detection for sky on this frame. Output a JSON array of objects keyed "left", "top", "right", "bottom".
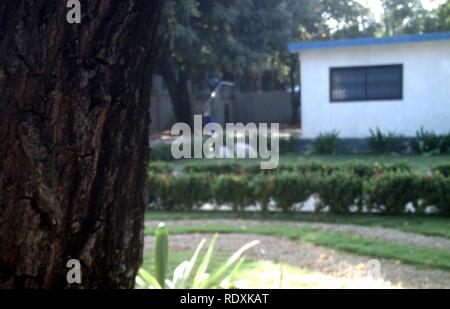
[{"left": 359, "top": 0, "right": 446, "bottom": 21}]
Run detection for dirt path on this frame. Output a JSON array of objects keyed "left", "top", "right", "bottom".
[
  {"left": 144, "top": 233, "right": 450, "bottom": 289},
  {"left": 145, "top": 219, "right": 450, "bottom": 251}
]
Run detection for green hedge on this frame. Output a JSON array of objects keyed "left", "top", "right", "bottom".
[
  {"left": 364, "top": 173, "right": 450, "bottom": 215},
  {"left": 364, "top": 173, "right": 419, "bottom": 215},
  {"left": 434, "top": 164, "right": 450, "bottom": 177},
  {"left": 149, "top": 162, "right": 411, "bottom": 178},
  {"left": 148, "top": 171, "right": 450, "bottom": 216},
  {"left": 149, "top": 173, "right": 212, "bottom": 210},
  {"left": 316, "top": 173, "right": 363, "bottom": 214}
]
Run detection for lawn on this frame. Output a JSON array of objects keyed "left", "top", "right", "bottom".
[
  {"left": 145, "top": 211, "right": 450, "bottom": 239},
  {"left": 163, "top": 154, "right": 450, "bottom": 172},
  {"left": 144, "top": 222, "right": 450, "bottom": 271}
]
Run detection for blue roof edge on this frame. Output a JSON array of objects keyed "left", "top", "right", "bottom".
[{"left": 288, "top": 32, "right": 450, "bottom": 53}]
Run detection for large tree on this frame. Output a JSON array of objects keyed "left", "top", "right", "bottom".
[
  {"left": 426, "top": 0, "right": 450, "bottom": 31},
  {"left": 435, "top": 0, "right": 450, "bottom": 30},
  {"left": 380, "top": 0, "right": 428, "bottom": 35},
  {"left": 157, "top": 0, "right": 290, "bottom": 124},
  {"left": 0, "top": 0, "right": 162, "bottom": 288}
]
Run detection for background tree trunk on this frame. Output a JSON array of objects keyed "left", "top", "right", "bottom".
[
  {"left": 0, "top": 0, "right": 162, "bottom": 288},
  {"left": 159, "top": 54, "right": 192, "bottom": 125},
  {"left": 289, "top": 55, "right": 300, "bottom": 125}
]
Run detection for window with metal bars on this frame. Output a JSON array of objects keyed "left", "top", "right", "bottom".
[{"left": 330, "top": 65, "right": 403, "bottom": 102}]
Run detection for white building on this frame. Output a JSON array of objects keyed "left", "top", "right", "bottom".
[{"left": 289, "top": 32, "right": 450, "bottom": 139}]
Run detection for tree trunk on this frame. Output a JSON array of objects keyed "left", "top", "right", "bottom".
[
  {"left": 289, "top": 55, "right": 300, "bottom": 125},
  {"left": 159, "top": 54, "right": 192, "bottom": 125},
  {"left": 0, "top": 0, "right": 162, "bottom": 288}
]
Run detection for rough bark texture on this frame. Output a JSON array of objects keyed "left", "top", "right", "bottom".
[{"left": 0, "top": 0, "right": 162, "bottom": 288}]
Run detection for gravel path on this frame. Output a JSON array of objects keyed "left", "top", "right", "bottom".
[
  {"left": 144, "top": 233, "right": 450, "bottom": 289},
  {"left": 146, "top": 219, "right": 450, "bottom": 251}
]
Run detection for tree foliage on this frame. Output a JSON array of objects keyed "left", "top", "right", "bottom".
[{"left": 156, "top": 0, "right": 449, "bottom": 123}]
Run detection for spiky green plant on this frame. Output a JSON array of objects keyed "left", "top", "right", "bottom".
[
  {"left": 312, "top": 130, "right": 340, "bottom": 154},
  {"left": 154, "top": 223, "right": 169, "bottom": 287},
  {"left": 368, "top": 128, "right": 403, "bottom": 154},
  {"left": 136, "top": 225, "right": 259, "bottom": 289}
]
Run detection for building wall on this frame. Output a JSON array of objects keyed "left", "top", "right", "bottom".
[
  {"left": 149, "top": 74, "right": 293, "bottom": 133},
  {"left": 300, "top": 40, "right": 450, "bottom": 138},
  {"left": 234, "top": 91, "right": 292, "bottom": 124}
]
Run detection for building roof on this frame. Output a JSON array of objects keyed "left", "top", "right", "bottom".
[{"left": 288, "top": 32, "right": 450, "bottom": 53}]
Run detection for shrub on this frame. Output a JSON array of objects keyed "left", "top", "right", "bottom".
[
  {"left": 364, "top": 173, "right": 419, "bottom": 215},
  {"left": 315, "top": 173, "right": 363, "bottom": 214},
  {"left": 171, "top": 174, "right": 212, "bottom": 210},
  {"left": 149, "top": 174, "right": 212, "bottom": 210},
  {"left": 271, "top": 174, "right": 312, "bottom": 212},
  {"left": 184, "top": 163, "right": 244, "bottom": 175},
  {"left": 312, "top": 130, "right": 340, "bottom": 154},
  {"left": 149, "top": 162, "right": 173, "bottom": 174},
  {"left": 411, "top": 128, "right": 443, "bottom": 155},
  {"left": 433, "top": 164, "right": 450, "bottom": 177},
  {"left": 352, "top": 162, "right": 411, "bottom": 178},
  {"left": 152, "top": 174, "right": 177, "bottom": 210},
  {"left": 439, "top": 178, "right": 450, "bottom": 216},
  {"left": 212, "top": 175, "right": 254, "bottom": 211},
  {"left": 440, "top": 133, "right": 450, "bottom": 154},
  {"left": 295, "top": 163, "right": 337, "bottom": 175},
  {"left": 414, "top": 174, "right": 445, "bottom": 214},
  {"left": 149, "top": 161, "right": 413, "bottom": 178},
  {"left": 148, "top": 169, "right": 447, "bottom": 216},
  {"left": 368, "top": 128, "right": 404, "bottom": 154},
  {"left": 151, "top": 144, "right": 175, "bottom": 162},
  {"left": 279, "top": 136, "right": 298, "bottom": 155},
  {"left": 251, "top": 175, "right": 274, "bottom": 213},
  {"left": 148, "top": 173, "right": 162, "bottom": 206}
]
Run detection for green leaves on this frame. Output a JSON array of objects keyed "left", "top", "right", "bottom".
[
  {"left": 148, "top": 162, "right": 450, "bottom": 216},
  {"left": 154, "top": 223, "right": 169, "bottom": 287},
  {"left": 212, "top": 175, "right": 254, "bottom": 211},
  {"left": 411, "top": 128, "right": 450, "bottom": 155},
  {"left": 197, "top": 238, "right": 259, "bottom": 289},
  {"left": 316, "top": 173, "right": 363, "bottom": 214},
  {"left": 136, "top": 226, "right": 260, "bottom": 289},
  {"left": 136, "top": 269, "right": 162, "bottom": 289},
  {"left": 368, "top": 128, "right": 404, "bottom": 154},
  {"left": 312, "top": 130, "right": 340, "bottom": 155}
]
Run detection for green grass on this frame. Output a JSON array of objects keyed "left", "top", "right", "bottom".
[
  {"left": 144, "top": 223, "right": 450, "bottom": 271},
  {"left": 163, "top": 154, "right": 450, "bottom": 172},
  {"left": 142, "top": 251, "right": 396, "bottom": 289},
  {"left": 145, "top": 211, "right": 450, "bottom": 239}
]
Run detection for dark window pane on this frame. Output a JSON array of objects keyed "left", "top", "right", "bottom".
[
  {"left": 331, "top": 69, "right": 365, "bottom": 101},
  {"left": 367, "top": 66, "right": 402, "bottom": 100},
  {"left": 330, "top": 65, "right": 402, "bottom": 102}
]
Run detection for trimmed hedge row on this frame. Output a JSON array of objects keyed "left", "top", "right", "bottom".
[
  {"left": 149, "top": 162, "right": 412, "bottom": 178},
  {"left": 434, "top": 164, "right": 450, "bottom": 177},
  {"left": 148, "top": 172, "right": 450, "bottom": 216}
]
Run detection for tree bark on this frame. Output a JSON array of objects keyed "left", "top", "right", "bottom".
[
  {"left": 0, "top": 0, "right": 162, "bottom": 288},
  {"left": 158, "top": 54, "right": 192, "bottom": 125},
  {"left": 289, "top": 55, "right": 300, "bottom": 125}
]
